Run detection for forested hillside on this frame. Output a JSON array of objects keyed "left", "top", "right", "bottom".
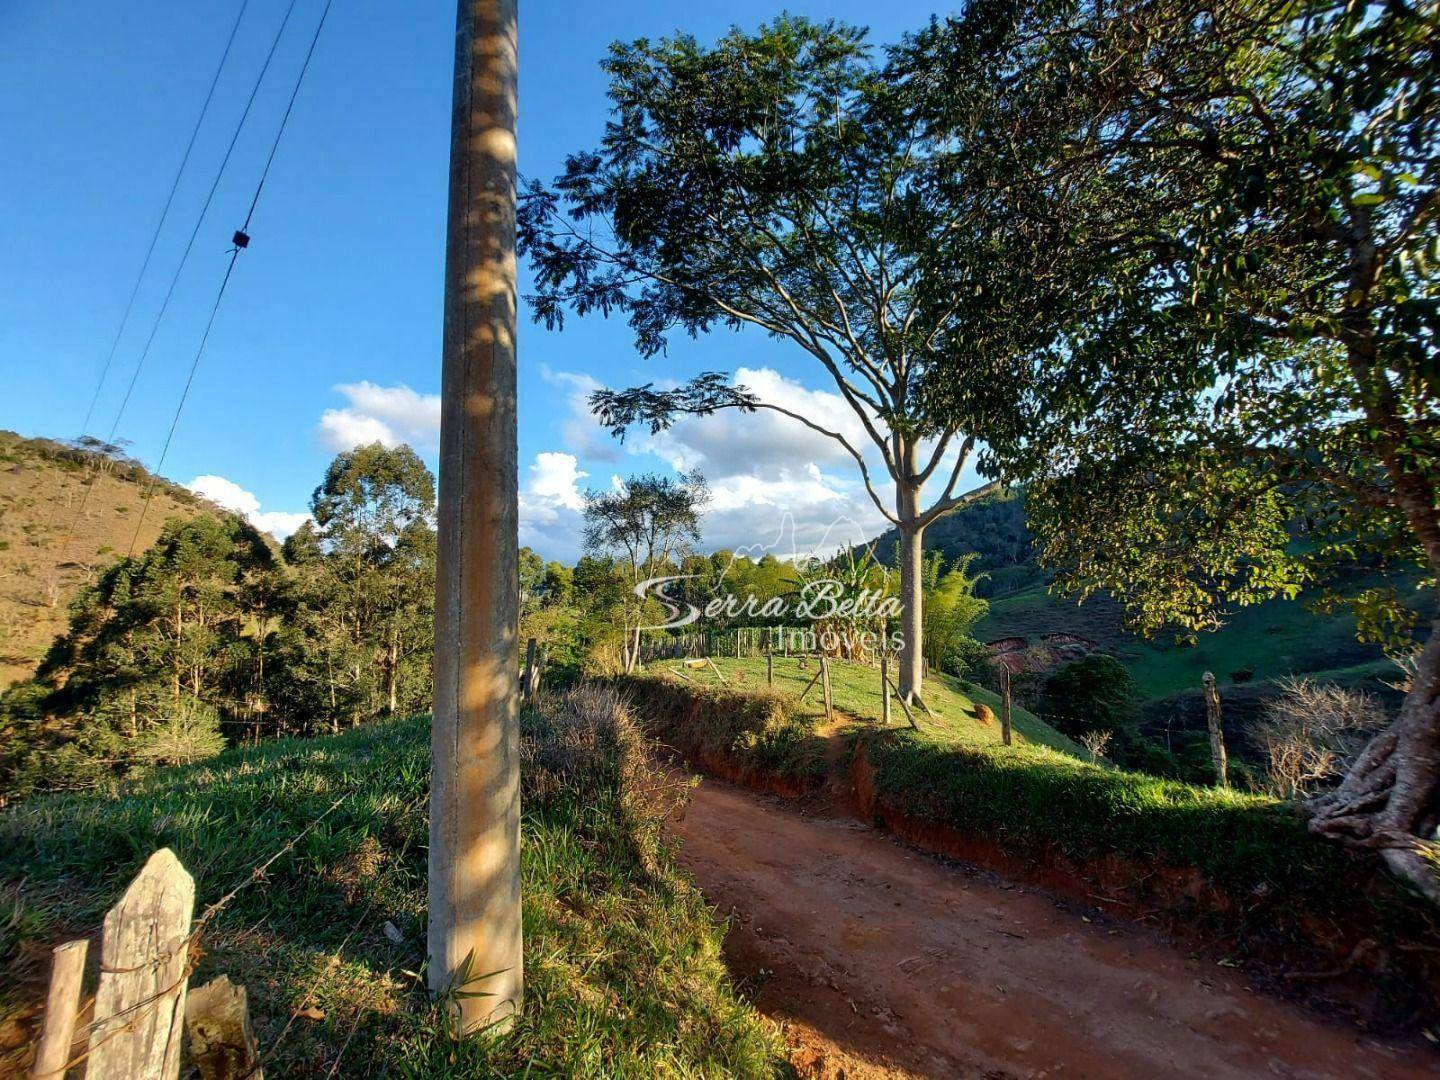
[
  {"left": 875, "top": 488, "right": 1402, "bottom": 704},
  {"left": 0, "top": 441, "right": 441, "bottom": 799},
  {"left": 0, "top": 432, "right": 217, "bottom": 688}
]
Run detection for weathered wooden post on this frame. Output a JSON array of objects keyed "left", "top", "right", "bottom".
[
  {"left": 522, "top": 638, "right": 537, "bottom": 702},
  {"left": 820, "top": 655, "right": 833, "bottom": 722},
  {"left": 430, "top": 0, "right": 524, "bottom": 1035},
  {"left": 88, "top": 848, "right": 194, "bottom": 1078},
  {"left": 185, "top": 975, "right": 263, "bottom": 1080},
  {"left": 31, "top": 939, "right": 87, "bottom": 1080},
  {"left": 881, "top": 652, "right": 891, "bottom": 726},
  {"left": 1202, "top": 671, "right": 1229, "bottom": 788},
  {"left": 999, "top": 669, "right": 1013, "bottom": 747}
]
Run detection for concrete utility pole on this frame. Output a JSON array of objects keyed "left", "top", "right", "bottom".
[{"left": 429, "top": 0, "right": 523, "bottom": 1034}]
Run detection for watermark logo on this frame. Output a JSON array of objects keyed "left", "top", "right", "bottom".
[{"left": 632, "top": 511, "right": 902, "bottom": 632}]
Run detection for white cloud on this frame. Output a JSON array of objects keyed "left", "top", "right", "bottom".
[
  {"left": 701, "top": 467, "right": 889, "bottom": 558},
  {"left": 541, "top": 366, "right": 622, "bottom": 462},
  {"left": 318, "top": 381, "right": 441, "bottom": 452},
  {"left": 518, "top": 452, "right": 589, "bottom": 556},
  {"left": 507, "top": 366, "right": 987, "bottom": 562},
  {"left": 644, "top": 367, "right": 874, "bottom": 477},
  {"left": 187, "top": 474, "right": 309, "bottom": 540},
  {"left": 527, "top": 451, "right": 588, "bottom": 513}
]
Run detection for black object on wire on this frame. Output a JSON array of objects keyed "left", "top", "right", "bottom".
[{"left": 127, "top": 0, "right": 337, "bottom": 557}]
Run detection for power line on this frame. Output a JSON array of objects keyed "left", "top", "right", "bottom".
[
  {"left": 243, "top": 0, "right": 337, "bottom": 236},
  {"left": 76, "top": 0, "right": 254, "bottom": 442},
  {"left": 127, "top": 0, "right": 338, "bottom": 557},
  {"left": 103, "top": 0, "right": 306, "bottom": 452},
  {"left": 52, "top": 0, "right": 308, "bottom": 570},
  {"left": 35, "top": 0, "right": 253, "bottom": 595}
]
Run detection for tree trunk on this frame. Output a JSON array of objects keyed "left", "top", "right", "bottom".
[
  {"left": 896, "top": 513, "right": 925, "bottom": 701},
  {"left": 1309, "top": 620, "right": 1440, "bottom": 903}
]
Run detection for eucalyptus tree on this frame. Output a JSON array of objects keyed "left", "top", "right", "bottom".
[
  {"left": 921, "top": 0, "right": 1440, "bottom": 894},
  {"left": 582, "top": 472, "right": 707, "bottom": 672},
  {"left": 518, "top": 17, "right": 1057, "bottom": 701},
  {"left": 300, "top": 443, "right": 438, "bottom": 721}
]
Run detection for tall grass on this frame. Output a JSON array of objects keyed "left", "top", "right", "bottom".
[{"left": 0, "top": 687, "right": 784, "bottom": 1077}]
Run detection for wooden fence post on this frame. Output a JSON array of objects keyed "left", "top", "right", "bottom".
[
  {"left": 706, "top": 657, "right": 729, "bottom": 686},
  {"left": 1000, "top": 669, "right": 1013, "bottom": 747},
  {"left": 820, "top": 655, "right": 833, "bottom": 722},
  {"left": 886, "top": 673, "right": 918, "bottom": 730},
  {"left": 185, "top": 975, "right": 263, "bottom": 1080},
  {"left": 89, "top": 848, "right": 195, "bottom": 1079},
  {"left": 1202, "top": 671, "right": 1229, "bottom": 788},
  {"left": 881, "top": 652, "right": 891, "bottom": 727},
  {"left": 31, "top": 939, "right": 87, "bottom": 1080},
  {"left": 522, "top": 638, "right": 538, "bottom": 702}
]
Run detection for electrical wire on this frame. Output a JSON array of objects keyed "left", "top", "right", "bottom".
[
  {"left": 127, "top": 0, "right": 338, "bottom": 557},
  {"left": 103, "top": 0, "right": 307, "bottom": 452},
  {"left": 53, "top": 0, "right": 306, "bottom": 568},
  {"left": 76, "top": 0, "right": 254, "bottom": 442}
]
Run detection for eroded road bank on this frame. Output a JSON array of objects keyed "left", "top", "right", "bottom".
[{"left": 673, "top": 775, "right": 1434, "bottom": 1080}]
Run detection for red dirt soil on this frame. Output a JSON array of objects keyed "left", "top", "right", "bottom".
[{"left": 673, "top": 775, "right": 1436, "bottom": 1080}]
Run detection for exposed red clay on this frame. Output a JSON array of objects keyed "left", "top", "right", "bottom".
[{"left": 674, "top": 774, "right": 1436, "bottom": 1080}]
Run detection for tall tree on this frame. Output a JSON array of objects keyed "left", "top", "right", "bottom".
[
  {"left": 923, "top": 0, "right": 1440, "bottom": 895},
  {"left": 582, "top": 472, "right": 706, "bottom": 672},
  {"left": 298, "top": 443, "right": 438, "bottom": 723},
  {"left": 518, "top": 17, "right": 1058, "bottom": 701}
]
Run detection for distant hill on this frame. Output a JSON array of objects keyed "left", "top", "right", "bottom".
[
  {"left": 0, "top": 431, "right": 225, "bottom": 688},
  {"left": 869, "top": 486, "right": 1401, "bottom": 706},
  {"left": 868, "top": 488, "right": 1043, "bottom": 598}
]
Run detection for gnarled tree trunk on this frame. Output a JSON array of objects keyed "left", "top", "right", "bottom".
[{"left": 1308, "top": 619, "right": 1440, "bottom": 904}]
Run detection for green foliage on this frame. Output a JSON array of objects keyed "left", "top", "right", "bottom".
[
  {"left": 921, "top": 552, "right": 989, "bottom": 675},
  {"left": 1, "top": 443, "right": 440, "bottom": 798},
  {"left": 1, "top": 514, "right": 273, "bottom": 795},
  {"left": 0, "top": 694, "right": 784, "bottom": 1077},
  {"left": 1040, "top": 654, "right": 1138, "bottom": 740},
  {"left": 917, "top": 0, "right": 1440, "bottom": 642},
  {"left": 130, "top": 697, "right": 226, "bottom": 767}
]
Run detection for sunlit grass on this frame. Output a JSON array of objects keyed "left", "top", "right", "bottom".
[
  {"left": 0, "top": 695, "right": 784, "bottom": 1078},
  {"left": 656, "top": 653, "right": 1084, "bottom": 755}
]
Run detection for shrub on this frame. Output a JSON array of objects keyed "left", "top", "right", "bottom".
[
  {"left": 1039, "top": 653, "right": 1137, "bottom": 739},
  {"left": 131, "top": 699, "right": 226, "bottom": 767},
  {"left": 1255, "top": 677, "right": 1386, "bottom": 799}
]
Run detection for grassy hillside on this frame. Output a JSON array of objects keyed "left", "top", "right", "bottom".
[
  {"left": 978, "top": 579, "right": 1392, "bottom": 699},
  {"left": 667, "top": 653, "right": 1084, "bottom": 756},
  {"left": 0, "top": 431, "right": 216, "bottom": 688},
  {"left": 867, "top": 486, "right": 1402, "bottom": 703},
  {"left": 0, "top": 688, "right": 783, "bottom": 1076}
]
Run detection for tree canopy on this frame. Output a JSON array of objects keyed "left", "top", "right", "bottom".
[{"left": 916, "top": 0, "right": 1440, "bottom": 897}]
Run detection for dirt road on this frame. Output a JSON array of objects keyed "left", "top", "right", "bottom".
[{"left": 673, "top": 776, "right": 1434, "bottom": 1080}]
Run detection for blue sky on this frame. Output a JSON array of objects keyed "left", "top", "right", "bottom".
[{"left": 0, "top": 0, "right": 979, "bottom": 561}]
